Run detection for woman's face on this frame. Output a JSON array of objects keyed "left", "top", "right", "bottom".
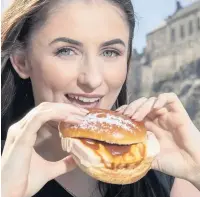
[{"left": 25, "top": 1, "right": 129, "bottom": 109}]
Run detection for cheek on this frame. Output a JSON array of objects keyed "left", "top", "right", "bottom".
[
  {"left": 104, "top": 60, "right": 127, "bottom": 90},
  {"left": 30, "top": 57, "right": 78, "bottom": 91}
]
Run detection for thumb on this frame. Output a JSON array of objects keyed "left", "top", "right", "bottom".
[
  {"left": 144, "top": 118, "right": 163, "bottom": 140},
  {"left": 47, "top": 155, "right": 77, "bottom": 180}
]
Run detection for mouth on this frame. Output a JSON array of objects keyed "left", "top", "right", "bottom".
[{"left": 65, "top": 94, "right": 102, "bottom": 108}]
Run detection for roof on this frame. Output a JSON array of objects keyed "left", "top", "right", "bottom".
[
  {"left": 147, "top": 0, "right": 200, "bottom": 36},
  {"left": 167, "top": 0, "right": 200, "bottom": 23}
]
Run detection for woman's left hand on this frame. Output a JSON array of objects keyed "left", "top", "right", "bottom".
[{"left": 116, "top": 93, "right": 200, "bottom": 188}]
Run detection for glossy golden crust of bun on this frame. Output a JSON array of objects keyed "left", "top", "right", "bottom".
[
  {"left": 59, "top": 108, "right": 146, "bottom": 145},
  {"left": 72, "top": 154, "right": 153, "bottom": 184}
]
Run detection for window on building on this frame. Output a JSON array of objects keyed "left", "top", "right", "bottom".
[
  {"left": 180, "top": 25, "right": 185, "bottom": 39},
  {"left": 171, "top": 28, "right": 175, "bottom": 42},
  {"left": 151, "top": 41, "right": 155, "bottom": 49},
  {"left": 189, "top": 20, "right": 193, "bottom": 35},
  {"left": 197, "top": 17, "right": 200, "bottom": 31}
]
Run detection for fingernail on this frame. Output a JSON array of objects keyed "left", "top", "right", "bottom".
[{"left": 123, "top": 112, "right": 129, "bottom": 116}]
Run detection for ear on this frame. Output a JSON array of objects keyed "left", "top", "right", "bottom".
[{"left": 10, "top": 50, "right": 30, "bottom": 79}]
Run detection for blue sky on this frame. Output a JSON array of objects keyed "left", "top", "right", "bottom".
[
  {"left": 1, "top": 0, "right": 198, "bottom": 53},
  {"left": 132, "top": 0, "right": 199, "bottom": 53}
]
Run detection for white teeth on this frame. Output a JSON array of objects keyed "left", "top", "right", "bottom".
[{"left": 68, "top": 95, "right": 100, "bottom": 103}]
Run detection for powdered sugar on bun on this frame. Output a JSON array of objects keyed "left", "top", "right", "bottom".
[
  {"left": 59, "top": 108, "right": 147, "bottom": 145},
  {"left": 58, "top": 109, "right": 159, "bottom": 184},
  {"left": 73, "top": 113, "right": 134, "bottom": 132}
]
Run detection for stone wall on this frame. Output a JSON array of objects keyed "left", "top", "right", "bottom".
[
  {"left": 127, "top": 56, "right": 200, "bottom": 130},
  {"left": 152, "top": 58, "right": 200, "bottom": 129},
  {"left": 127, "top": 2, "right": 200, "bottom": 129}
]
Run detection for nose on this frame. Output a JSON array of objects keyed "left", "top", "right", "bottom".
[{"left": 78, "top": 55, "right": 103, "bottom": 92}]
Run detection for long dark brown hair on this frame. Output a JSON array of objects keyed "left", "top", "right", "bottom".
[{"left": 1, "top": 1, "right": 174, "bottom": 197}]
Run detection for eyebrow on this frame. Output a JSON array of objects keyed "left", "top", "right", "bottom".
[
  {"left": 49, "top": 37, "right": 125, "bottom": 48},
  {"left": 49, "top": 37, "right": 83, "bottom": 47},
  {"left": 100, "top": 39, "right": 126, "bottom": 48}
]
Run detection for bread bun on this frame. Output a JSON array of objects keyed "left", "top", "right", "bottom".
[
  {"left": 58, "top": 108, "right": 160, "bottom": 184},
  {"left": 59, "top": 108, "right": 146, "bottom": 145},
  {"left": 72, "top": 154, "right": 153, "bottom": 185}
]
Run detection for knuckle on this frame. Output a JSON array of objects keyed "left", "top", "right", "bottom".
[
  {"left": 25, "top": 107, "right": 46, "bottom": 125},
  {"left": 31, "top": 109, "right": 47, "bottom": 124},
  {"left": 169, "top": 92, "right": 178, "bottom": 98},
  {"left": 37, "top": 102, "right": 50, "bottom": 110},
  {"left": 32, "top": 110, "right": 42, "bottom": 121},
  {"left": 131, "top": 97, "right": 146, "bottom": 105},
  {"left": 149, "top": 97, "right": 156, "bottom": 101},
  {"left": 7, "top": 123, "right": 20, "bottom": 137},
  {"left": 158, "top": 93, "right": 166, "bottom": 99},
  {"left": 158, "top": 93, "right": 164, "bottom": 97},
  {"left": 140, "top": 97, "right": 147, "bottom": 101},
  {"left": 34, "top": 102, "right": 53, "bottom": 118},
  {"left": 8, "top": 124, "right": 16, "bottom": 133},
  {"left": 129, "top": 102, "right": 135, "bottom": 107}
]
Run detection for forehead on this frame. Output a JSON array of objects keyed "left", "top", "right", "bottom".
[{"left": 31, "top": 1, "right": 129, "bottom": 45}]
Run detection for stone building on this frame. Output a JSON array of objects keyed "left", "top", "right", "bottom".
[
  {"left": 147, "top": 0, "right": 200, "bottom": 85},
  {"left": 127, "top": 0, "right": 200, "bottom": 129}
]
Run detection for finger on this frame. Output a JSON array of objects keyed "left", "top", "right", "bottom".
[
  {"left": 48, "top": 155, "right": 77, "bottom": 180},
  {"left": 132, "top": 97, "right": 156, "bottom": 121},
  {"left": 21, "top": 102, "right": 88, "bottom": 124},
  {"left": 144, "top": 119, "right": 164, "bottom": 140},
  {"left": 59, "top": 102, "right": 89, "bottom": 114},
  {"left": 147, "top": 107, "right": 168, "bottom": 121},
  {"left": 24, "top": 111, "right": 83, "bottom": 135},
  {"left": 123, "top": 97, "right": 148, "bottom": 117},
  {"left": 115, "top": 105, "right": 127, "bottom": 113},
  {"left": 63, "top": 114, "right": 86, "bottom": 123},
  {"left": 13, "top": 103, "right": 88, "bottom": 145},
  {"left": 153, "top": 93, "right": 184, "bottom": 112},
  {"left": 1, "top": 136, "right": 15, "bottom": 157}
]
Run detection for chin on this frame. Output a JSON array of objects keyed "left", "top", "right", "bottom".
[{"left": 58, "top": 108, "right": 160, "bottom": 185}]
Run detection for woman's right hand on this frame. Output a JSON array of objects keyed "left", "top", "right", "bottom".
[{"left": 1, "top": 102, "right": 88, "bottom": 197}]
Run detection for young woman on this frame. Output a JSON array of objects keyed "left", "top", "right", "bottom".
[{"left": 1, "top": 0, "right": 200, "bottom": 197}]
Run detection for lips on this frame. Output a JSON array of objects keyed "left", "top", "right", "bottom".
[{"left": 65, "top": 94, "right": 102, "bottom": 108}]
